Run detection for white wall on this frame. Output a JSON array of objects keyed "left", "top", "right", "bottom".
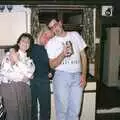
[
  {"left": 0, "top": 5, "right": 31, "bottom": 46},
  {"left": 103, "top": 27, "right": 120, "bottom": 87},
  {"left": 0, "top": 5, "right": 31, "bottom": 65}
]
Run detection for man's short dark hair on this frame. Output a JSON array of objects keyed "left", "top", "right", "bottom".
[{"left": 47, "top": 17, "right": 60, "bottom": 26}]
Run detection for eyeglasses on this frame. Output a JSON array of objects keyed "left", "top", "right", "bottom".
[{"left": 49, "top": 22, "right": 59, "bottom": 30}]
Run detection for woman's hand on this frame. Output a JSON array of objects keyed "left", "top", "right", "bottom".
[{"left": 9, "top": 48, "right": 19, "bottom": 64}]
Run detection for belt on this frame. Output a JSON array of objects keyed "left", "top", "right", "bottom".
[
  {"left": 0, "top": 80, "right": 30, "bottom": 85},
  {"left": 1, "top": 80, "right": 13, "bottom": 84}
]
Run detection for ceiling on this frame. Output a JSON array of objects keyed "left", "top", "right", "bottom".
[{"left": 0, "top": 0, "right": 115, "bottom": 6}]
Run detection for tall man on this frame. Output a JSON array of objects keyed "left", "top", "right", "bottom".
[{"left": 46, "top": 18, "right": 87, "bottom": 120}]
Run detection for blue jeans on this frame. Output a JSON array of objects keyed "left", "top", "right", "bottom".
[{"left": 53, "top": 70, "right": 83, "bottom": 120}]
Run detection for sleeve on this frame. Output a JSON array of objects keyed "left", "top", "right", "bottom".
[
  {"left": 45, "top": 41, "right": 54, "bottom": 59},
  {"left": 74, "top": 32, "right": 87, "bottom": 51},
  {"left": 46, "top": 39, "right": 64, "bottom": 59},
  {"left": 0, "top": 53, "right": 24, "bottom": 81}
]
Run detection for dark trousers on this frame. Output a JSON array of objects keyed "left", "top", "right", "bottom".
[{"left": 31, "top": 80, "right": 51, "bottom": 120}]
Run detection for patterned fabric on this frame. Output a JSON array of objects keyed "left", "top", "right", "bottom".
[
  {"left": 0, "top": 96, "right": 6, "bottom": 120},
  {"left": 0, "top": 50, "right": 35, "bottom": 84},
  {"left": 31, "top": 8, "right": 40, "bottom": 41},
  {"left": 82, "top": 8, "right": 95, "bottom": 63}
]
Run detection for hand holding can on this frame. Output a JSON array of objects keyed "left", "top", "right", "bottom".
[{"left": 66, "top": 41, "right": 73, "bottom": 57}]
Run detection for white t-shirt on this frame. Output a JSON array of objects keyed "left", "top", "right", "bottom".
[{"left": 46, "top": 31, "right": 87, "bottom": 73}]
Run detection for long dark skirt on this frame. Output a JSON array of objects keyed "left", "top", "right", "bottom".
[{"left": 0, "top": 81, "right": 31, "bottom": 120}]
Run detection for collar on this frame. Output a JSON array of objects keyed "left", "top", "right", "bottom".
[{"left": 18, "top": 50, "right": 27, "bottom": 58}]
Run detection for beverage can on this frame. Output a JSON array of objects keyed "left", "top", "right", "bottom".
[{"left": 66, "top": 41, "right": 74, "bottom": 57}]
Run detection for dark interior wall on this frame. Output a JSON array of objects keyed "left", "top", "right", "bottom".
[
  {"left": 100, "top": 12, "right": 120, "bottom": 82},
  {"left": 0, "top": 0, "right": 114, "bottom": 5},
  {"left": 100, "top": 25, "right": 108, "bottom": 82}
]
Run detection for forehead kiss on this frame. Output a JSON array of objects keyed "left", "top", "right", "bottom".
[
  {"left": 40, "top": 30, "right": 53, "bottom": 39},
  {"left": 38, "top": 30, "right": 54, "bottom": 44}
]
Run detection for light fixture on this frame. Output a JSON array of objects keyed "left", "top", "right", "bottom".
[
  {"left": 7, "top": 5, "right": 13, "bottom": 12},
  {"left": 0, "top": 5, "right": 5, "bottom": 12},
  {"left": 0, "top": 5, "right": 13, "bottom": 12}
]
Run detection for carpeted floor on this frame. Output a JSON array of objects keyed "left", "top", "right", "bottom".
[
  {"left": 96, "top": 83, "right": 120, "bottom": 120},
  {"left": 96, "top": 83, "right": 120, "bottom": 109},
  {"left": 96, "top": 113, "right": 120, "bottom": 120}
]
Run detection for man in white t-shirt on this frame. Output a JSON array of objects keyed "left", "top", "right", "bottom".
[{"left": 46, "top": 18, "right": 87, "bottom": 120}]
